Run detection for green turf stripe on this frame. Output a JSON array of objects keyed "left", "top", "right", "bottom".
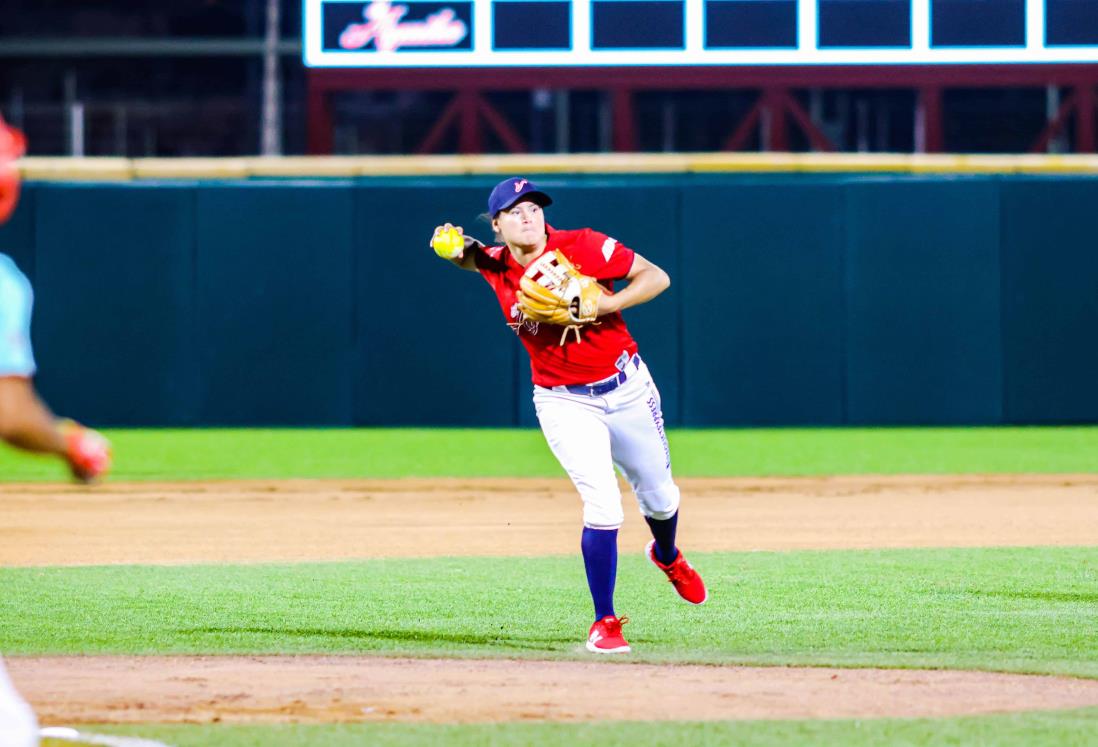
[
  {"left": 4, "top": 427, "right": 1098, "bottom": 481},
  {"left": 5, "top": 546, "right": 1097, "bottom": 677},
  {"left": 54, "top": 709, "right": 1098, "bottom": 747}
]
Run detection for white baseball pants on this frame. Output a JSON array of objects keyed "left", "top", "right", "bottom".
[
  {"left": 0, "top": 658, "right": 38, "bottom": 747},
  {"left": 534, "top": 356, "right": 680, "bottom": 529}
]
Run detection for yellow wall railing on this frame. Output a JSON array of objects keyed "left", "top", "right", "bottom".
[{"left": 18, "top": 152, "right": 1098, "bottom": 181}]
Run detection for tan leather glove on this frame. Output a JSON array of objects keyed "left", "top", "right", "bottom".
[{"left": 517, "top": 250, "right": 603, "bottom": 344}]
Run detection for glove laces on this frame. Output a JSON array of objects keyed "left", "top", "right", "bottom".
[{"left": 559, "top": 324, "right": 583, "bottom": 345}]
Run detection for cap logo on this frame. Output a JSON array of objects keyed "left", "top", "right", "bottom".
[{"left": 514, "top": 179, "right": 527, "bottom": 193}]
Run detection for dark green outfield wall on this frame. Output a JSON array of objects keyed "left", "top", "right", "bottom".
[{"left": 1, "top": 174, "right": 1095, "bottom": 427}]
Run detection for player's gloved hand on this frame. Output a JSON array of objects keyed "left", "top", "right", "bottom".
[
  {"left": 517, "top": 250, "right": 604, "bottom": 344},
  {"left": 58, "top": 419, "right": 112, "bottom": 484},
  {"left": 430, "top": 224, "right": 485, "bottom": 261}
]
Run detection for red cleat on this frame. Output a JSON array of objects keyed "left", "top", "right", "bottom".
[
  {"left": 59, "top": 419, "right": 112, "bottom": 484},
  {"left": 646, "top": 541, "right": 708, "bottom": 605},
  {"left": 586, "top": 615, "right": 630, "bottom": 654}
]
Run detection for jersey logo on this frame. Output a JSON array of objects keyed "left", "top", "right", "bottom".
[
  {"left": 514, "top": 179, "right": 528, "bottom": 193},
  {"left": 601, "top": 238, "right": 617, "bottom": 262},
  {"left": 507, "top": 302, "right": 538, "bottom": 336}
]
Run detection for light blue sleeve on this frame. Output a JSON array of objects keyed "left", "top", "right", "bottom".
[{"left": 0, "top": 254, "right": 36, "bottom": 377}]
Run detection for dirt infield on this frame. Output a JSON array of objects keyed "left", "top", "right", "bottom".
[
  {"left": 2, "top": 474, "right": 1097, "bottom": 566},
  {"left": 3, "top": 474, "right": 1098, "bottom": 725},
  {"left": 10, "top": 656, "right": 1098, "bottom": 724}
]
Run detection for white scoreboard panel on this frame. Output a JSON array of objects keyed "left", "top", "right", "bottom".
[{"left": 303, "top": 0, "right": 1098, "bottom": 67}]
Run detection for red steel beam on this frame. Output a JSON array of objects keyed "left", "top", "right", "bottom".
[
  {"left": 1030, "top": 91, "right": 1077, "bottom": 153},
  {"left": 722, "top": 99, "right": 764, "bottom": 151},
  {"left": 775, "top": 90, "right": 836, "bottom": 152},
  {"left": 920, "top": 87, "right": 944, "bottom": 153},
  {"left": 763, "top": 89, "right": 789, "bottom": 151},
  {"left": 307, "top": 65, "right": 1098, "bottom": 154},
  {"left": 309, "top": 65, "right": 1098, "bottom": 92},
  {"left": 457, "top": 90, "right": 483, "bottom": 153},
  {"left": 611, "top": 89, "right": 637, "bottom": 152},
  {"left": 476, "top": 95, "right": 528, "bottom": 153},
  {"left": 416, "top": 93, "right": 464, "bottom": 154},
  {"left": 306, "top": 72, "right": 334, "bottom": 155},
  {"left": 1077, "top": 85, "right": 1096, "bottom": 153}
]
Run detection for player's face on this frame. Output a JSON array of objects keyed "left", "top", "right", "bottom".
[{"left": 494, "top": 199, "right": 545, "bottom": 248}]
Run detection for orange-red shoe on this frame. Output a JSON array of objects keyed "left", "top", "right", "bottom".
[
  {"left": 646, "top": 541, "right": 708, "bottom": 605},
  {"left": 586, "top": 615, "right": 630, "bottom": 654},
  {"left": 59, "top": 419, "right": 112, "bottom": 484}
]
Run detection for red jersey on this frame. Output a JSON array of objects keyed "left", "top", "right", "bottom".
[{"left": 475, "top": 227, "right": 639, "bottom": 387}]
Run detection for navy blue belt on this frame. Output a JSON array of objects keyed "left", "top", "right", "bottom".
[{"left": 561, "top": 354, "right": 641, "bottom": 396}]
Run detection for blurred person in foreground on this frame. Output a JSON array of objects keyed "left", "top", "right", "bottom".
[{"left": 0, "top": 114, "right": 112, "bottom": 747}]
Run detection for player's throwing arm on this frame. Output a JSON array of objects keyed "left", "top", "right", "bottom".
[{"left": 0, "top": 117, "right": 111, "bottom": 484}]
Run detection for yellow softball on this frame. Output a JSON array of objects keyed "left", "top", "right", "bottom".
[{"left": 432, "top": 227, "right": 465, "bottom": 259}]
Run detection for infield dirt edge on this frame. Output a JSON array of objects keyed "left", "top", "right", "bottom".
[{"left": 12, "top": 655, "right": 1098, "bottom": 725}]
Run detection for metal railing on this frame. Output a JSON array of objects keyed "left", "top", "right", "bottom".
[{"left": 3, "top": 100, "right": 305, "bottom": 157}]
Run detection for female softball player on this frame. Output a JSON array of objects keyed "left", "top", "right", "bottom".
[{"left": 432, "top": 177, "right": 706, "bottom": 653}]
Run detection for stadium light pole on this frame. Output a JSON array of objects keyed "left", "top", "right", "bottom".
[{"left": 261, "top": 0, "right": 282, "bottom": 155}]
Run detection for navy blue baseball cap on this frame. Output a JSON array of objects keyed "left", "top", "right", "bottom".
[{"left": 487, "top": 177, "right": 552, "bottom": 216}]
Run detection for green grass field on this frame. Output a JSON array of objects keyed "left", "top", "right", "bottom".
[
  {"left": 3, "top": 426, "right": 1098, "bottom": 481},
  {"left": 47, "top": 710, "right": 1098, "bottom": 747},
  {"left": 4, "top": 427, "right": 1097, "bottom": 746},
  {"left": 3, "top": 547, "right": 1097, "bottom": 674}
]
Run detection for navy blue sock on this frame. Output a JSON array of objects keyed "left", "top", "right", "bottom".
[
  {"left": 645, "top": 511, "right": 679, "bottom": 565},
  {"left": 581, "top": 527, "right": 618, "bottom": 621}
]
